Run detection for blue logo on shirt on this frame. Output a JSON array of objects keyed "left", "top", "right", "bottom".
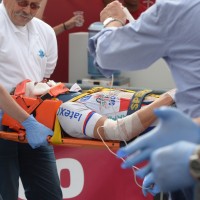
[{"left": 38, "top": 49, "right": 45, "bottom": 58}]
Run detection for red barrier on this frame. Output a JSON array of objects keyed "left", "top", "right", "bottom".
[{"left": 18, "top": 146, "right": 153, "bottom": 200}]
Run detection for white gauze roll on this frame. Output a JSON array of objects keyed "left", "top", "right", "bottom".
[
  {"left": 104, "top": 113, "right": 144, "bottom": 141},
  {"left": 25, "top": 81, "right": 36, "bottom": 97},
  {"left": 123, "top": 7, "right": 135, "bottom": 22},
  {"left": 57, "top": 102, "right": 102, "bottom": 139},
  {"left": 32, "top": 82, "right": 50, "bottom": 96}
]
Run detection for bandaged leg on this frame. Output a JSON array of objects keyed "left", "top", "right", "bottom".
[
  {"left": 57, "top": 102, "right": 102, "bottom": 139},
  {"left": 103, "top": 113, "right": 145, "bottom": 141}
]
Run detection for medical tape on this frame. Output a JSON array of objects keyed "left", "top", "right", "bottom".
[
  {"left": 123, "top": 7, "right": 135, "bottom": 22},
  {"left": 104, "top": 112, "right": 144, "bottom": 141}
]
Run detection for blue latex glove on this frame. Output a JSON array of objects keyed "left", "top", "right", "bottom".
[
  {"left": 142, "top": 173, "right": 161, "bottom": 197},
  {"left": 149, "top": 141, "right": 196, "bottom": 192},
  {"left": 22, "top": 115, "right": 53, "bottom": 149},
  {"left": 117, "top": 107, "right": 200, "bottom": 173}
]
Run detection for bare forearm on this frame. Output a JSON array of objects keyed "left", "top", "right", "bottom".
[
  {"left": 138, "top": 92, "right": 174, "bottom": 129},
  {"left": 35, "top": 0, "right": 48, "bottom": 19},
  {"left": 0, "top": 85, "right": 29, "bottom": 123},
  {"left": 53, "top": 16, "right": 79, "bottom": 35},
  {"left": 53, "top": 23, "right": 67, "bottom": 35}
]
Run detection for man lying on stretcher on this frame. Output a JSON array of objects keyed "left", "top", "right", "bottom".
[{"left": 19, "top": 80, "right": 175, "bottom": 142}]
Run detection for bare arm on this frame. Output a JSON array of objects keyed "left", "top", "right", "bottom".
[
  {"left": 53, "top": 15, "right": 84, "bottom": 35},
  {"left": 137, "top": 92, "right": 174, "bottom": 130},
  {"left": 35, "top": 0, "right": 84, "bottom": 36},
  {"left": 35, "top": 0, "right": 48, "bottom": 19},
  {"left": 0, "top": 85, "right": 29, "bottom": 123}
]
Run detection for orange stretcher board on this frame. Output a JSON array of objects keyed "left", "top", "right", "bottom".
[{"left": 0, "top": 131, "right": 120, "bottom": 150}]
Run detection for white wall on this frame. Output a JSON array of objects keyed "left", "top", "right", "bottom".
[
  {"left": 122, "top": 58, "right": 175, "bottom": 90},
  {"left": 69, "top": 32, "right": 88, "bottom": 83},
  {"left": 69, "top": 32, "right": 176, "bottom": 90}
]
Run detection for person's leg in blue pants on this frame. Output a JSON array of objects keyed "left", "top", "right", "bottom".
[
  {"left": 0, "top": 139, "right": 19, "bottom": 200},
  {"left": 0, "top": 140, "right": 63, "bottom": 200},
  {"left": 19, "top": 143, "right": 62, "bottom": 200}
]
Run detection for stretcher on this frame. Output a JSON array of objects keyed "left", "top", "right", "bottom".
[{"left": 0, "top": 83, "right": 166, "bottom": 150}]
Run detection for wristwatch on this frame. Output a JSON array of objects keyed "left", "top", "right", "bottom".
[
  {"left": 103, "top": 17, "right": 124, "bottom": 27},
  {"left": 190, "top": 146, "right": 200, "bottom": 179}
]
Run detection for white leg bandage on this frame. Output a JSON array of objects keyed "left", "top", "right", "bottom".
[
  {"left": 103, "top": 113, "right": 144, "bottom": 141},
  {"left": 57, "top": 102, "right": 102, "bottom": 139},
  {"left": 25, "top": 81, "right": 36, "bottom": 97}
]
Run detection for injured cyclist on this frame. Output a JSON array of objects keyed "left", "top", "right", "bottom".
[{"left": 11, "top": 80, "right": 176, "bottom": 142}]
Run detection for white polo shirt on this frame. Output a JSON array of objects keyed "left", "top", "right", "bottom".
[{"left": 0, "top": 3, "right": 58, "bottom": 92}]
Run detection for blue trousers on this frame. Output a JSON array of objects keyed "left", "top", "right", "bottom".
[{"left": 0, "top": 139, "right": 63, "bottom": 200}]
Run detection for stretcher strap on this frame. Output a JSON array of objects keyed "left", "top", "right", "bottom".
[{"left": 127, "top": 89, "right": 152, "bottom": 115}]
